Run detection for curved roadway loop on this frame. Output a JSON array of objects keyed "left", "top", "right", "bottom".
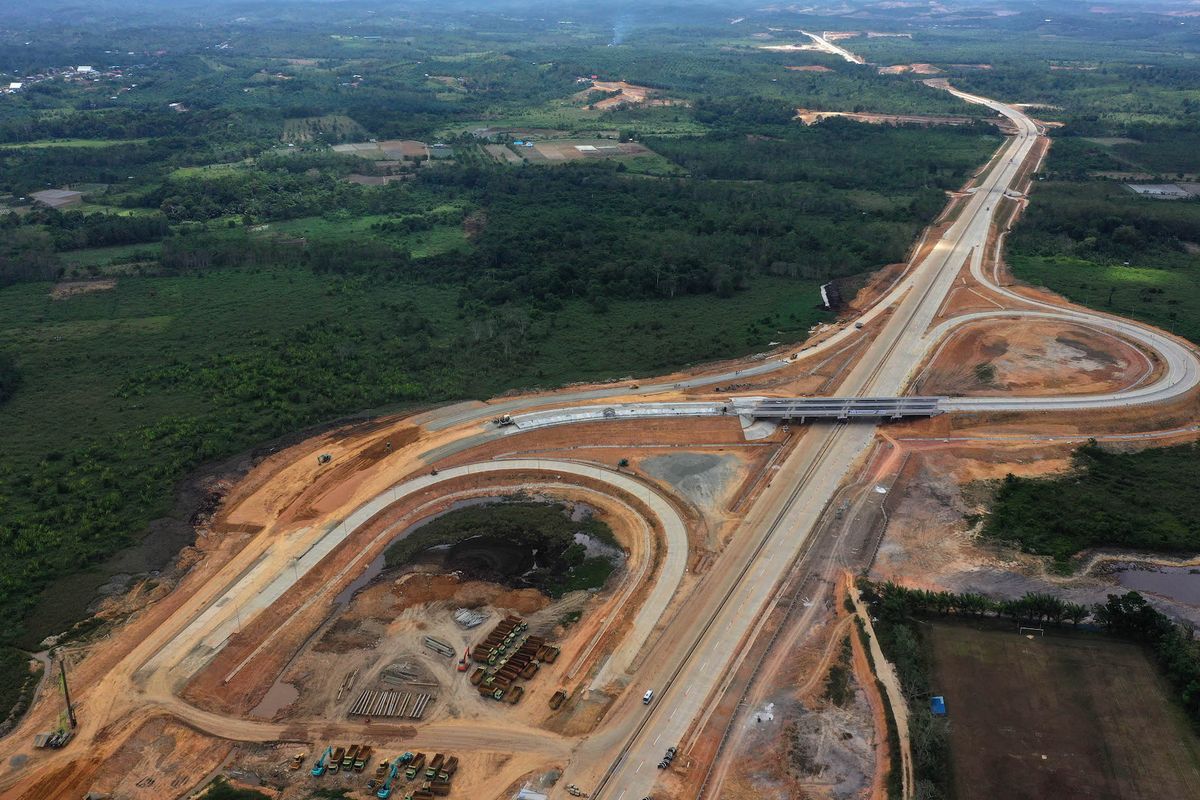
[
  {"left": 555, "top": 53, "right": 1200, "bottom": 800},
  {"left": 0, "top": 461, "right": 686, "bottom": 794},
  {"left": 5, "top": 35, "right": 1200, "bottom": 800}
]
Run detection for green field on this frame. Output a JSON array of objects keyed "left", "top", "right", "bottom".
[
  {"left": 1009, "top": 179, "right": 1200, "bottom": 346},
  {"left": 0, "top": 138, "right": 152, "bottom": 149},
  {"left": 929, "top": 622, "right": 1200, "bottom": 800}
]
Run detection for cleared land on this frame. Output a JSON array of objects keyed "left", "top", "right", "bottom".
[
  {"left": 929, "top": 623, "right": 1200, "bottom": 800},
  {"left": 482, "top": 138, "right": 652, "bottom": 164}
]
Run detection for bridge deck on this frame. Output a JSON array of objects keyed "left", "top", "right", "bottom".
[{"left": 736, "top": 396, "right": 944, "bottom": 420}]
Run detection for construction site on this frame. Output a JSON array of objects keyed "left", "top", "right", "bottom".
[{"left": 3, "top": 32, "right": 1200, "bottom": 800}]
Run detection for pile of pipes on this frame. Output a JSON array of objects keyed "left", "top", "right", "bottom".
[
  {"left": 348, "top": 689, "right": 434, "bottom": 719},
  {"left": 380, "top": 662, "right": 421, "bottom": 687},
  {"left": 454, "top": 608, "right": 488, "bottom": 629}
]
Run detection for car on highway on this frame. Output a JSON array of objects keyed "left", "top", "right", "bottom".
[{"left": 642, "top": 689, "right": 654, "bottom": 704}]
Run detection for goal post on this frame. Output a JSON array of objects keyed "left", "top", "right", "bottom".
[{"left": 1019, "top": 626, "right": 1044, "bottom": 637}]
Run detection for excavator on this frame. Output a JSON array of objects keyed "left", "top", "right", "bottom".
[
  {"left": 376, "top": 761, "right": 400, "bottom": 799},
  {"left": 311, "top": 746, "right": 333, "bottom": 777}
]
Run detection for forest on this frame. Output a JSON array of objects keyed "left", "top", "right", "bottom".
[{"left": 982, "top": 442, "right": 1200, "bottom": 566}]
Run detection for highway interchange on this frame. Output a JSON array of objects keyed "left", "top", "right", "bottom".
[{"left": 3, "top": 32, "right": 1200, "bottom": 800}]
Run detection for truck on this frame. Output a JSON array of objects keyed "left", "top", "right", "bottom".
[
  {"left": 342, "top": 744, "right": 360, "bottom": 770},
  {"left": 328, "top": 746, "right": 345, "bottom": 774},
  {"left": 355, "top": 745, "right": 373, "bottom": 771},
  {"left": 424, "top": 753, "right": 444, "bottom": 779},
  {"left": 405, "top": 752, "right": 426, "bottom": 780},
  {"left": 311, "top": 746, "right": 333, "bottom": 777},
  {"left": 373, "top": 758, "right": 391, "bottom": 783},
  {"left": 439, "top": 756, "right": 459, "bottom": 781}
]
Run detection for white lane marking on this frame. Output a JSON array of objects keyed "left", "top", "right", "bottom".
[
  {"left": 616, "top": 791, "right": 626, "bottom": 800},
  {"left": 653, "top": 733, "right": 661, "bottom": 745},
  {"left": 635, "top": 761, "right": 643, "bottom": 774}
]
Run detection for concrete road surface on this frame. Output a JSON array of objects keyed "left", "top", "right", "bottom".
[{"left": 563, "top": 68, "right": 1044, "bottom": 800}]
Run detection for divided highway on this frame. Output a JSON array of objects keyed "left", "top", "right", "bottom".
[{"left": 559, "top": 68, "right": 1053, "bottom": 800}]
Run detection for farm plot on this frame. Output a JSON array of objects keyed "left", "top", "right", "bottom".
[
  {"left": 484, "top": 139, "right": 652, "bottom": 165},
  {"left": 928, "top": 623, "right": 1200, "bottom": 800}
]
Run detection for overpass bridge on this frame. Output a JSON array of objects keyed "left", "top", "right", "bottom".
[
  {"left": 503, "top": 396, "right": 945, "bottom": 432},
  {"left": 731, "top": 396, "right": 945, "bottom": 421}
]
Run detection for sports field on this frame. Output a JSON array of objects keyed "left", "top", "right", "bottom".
[{"left": 929, "top": 623, "right": 1200, "bottom": 800}]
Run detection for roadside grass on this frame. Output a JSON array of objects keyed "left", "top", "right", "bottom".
[{"left": 928, "top": 621, "right": 1200, "bottom": 799}]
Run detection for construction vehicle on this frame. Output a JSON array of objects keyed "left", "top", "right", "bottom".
[
  {"left": 289, "top": 752, "right": 306, "bottom": 771},
  {"left": 329, "top": 746, "right": 346, "bottom": 774},
  {"left": 370, "top": 757, "right": 390, "bottom": 788},
  {"left": 439, "top": 756, "right": 458, "bottom": 781},
  {"left": 549, "top": 690, "right": 568, "bottom": 710},
  {"left": 424, "top": 753, "right": 444, "bottom": 780},
  {"left": 355, "top": 745, "right": 373, "bottom": 771},
  {"left": 492, "top": 415, "right": 514, "bottom": 426},
  {"left": 397, "top": 751, "right": 415, "bottom": 764},
  {"left": 376, "top": 762, "right": 400, "bottom": 799},
  {"left": 342, "top": 744, "right": 360, "bottom": 769},
  {"left": 405, "top": 752, "right": 426, "bottom": 780},
  {"left": 311, "top": 746, "right": 334, "bottom": 776},
  {"left": 318, "top": 453, "right": 332, "bottom": 464},
  {"left": 457, "top": 647, "right": 470, "bottom": 672}
]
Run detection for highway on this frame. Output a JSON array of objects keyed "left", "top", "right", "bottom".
[
  {"left": 558, "top": 67, "right": 1047, "bottom": 800},
  {"left": 5, "top": 34, "right": 1199, "bottom": 800}
]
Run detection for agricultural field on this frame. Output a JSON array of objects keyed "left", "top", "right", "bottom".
[{"left": 929, "top": 622, "right": 1200, "bottom": 800}]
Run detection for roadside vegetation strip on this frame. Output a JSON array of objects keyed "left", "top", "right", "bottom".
[{"left": 847, "top": 577, "right": 914, "bottom": 800}]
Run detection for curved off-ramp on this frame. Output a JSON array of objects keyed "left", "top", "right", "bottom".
[
  {"left": 143, "top": 459, "right": 689, "bottom": 705},
  {"left": 934, "top": 309, "right": 1200, "bottom": 412}
]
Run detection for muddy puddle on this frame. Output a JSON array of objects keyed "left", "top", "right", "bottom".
[
  {"left": 1117, "top": 566, "right": 1200, "bottom": 606},
  {"left": 249, "top": 679, "right": 299, "bottom": 719}
]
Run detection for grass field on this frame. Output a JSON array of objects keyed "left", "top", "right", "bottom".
[
  {"left": 929, "top": 622, "right": 1200, "bottom": 800},
  {"left": 0, "top": 138, "right": 152, "bottom": 149}
]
